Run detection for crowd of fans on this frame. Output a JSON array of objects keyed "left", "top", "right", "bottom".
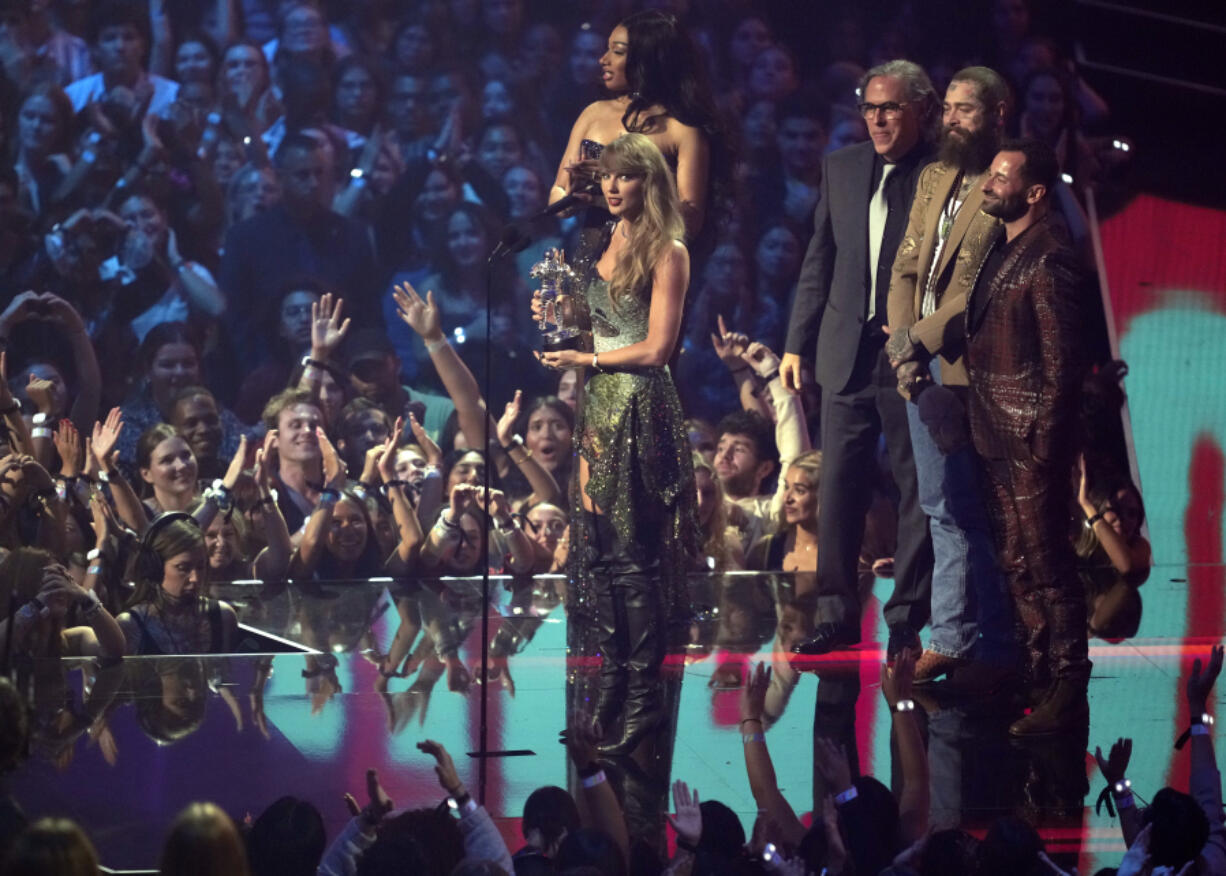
[{"left": 0, "top": 0, "right": 1182, "bottom": 872}]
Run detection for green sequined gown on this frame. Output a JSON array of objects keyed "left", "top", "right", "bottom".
[{"left": 565, "top": 230, "right": 699, "bottom": 635}]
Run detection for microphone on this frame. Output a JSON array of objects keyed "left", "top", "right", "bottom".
[
  {"left": 490, "top": 184, "right": 599, "bottom": 259},
  {"left": 537, "top": 191, "right": 590, "bottom": 217},
  {"left": 490, "top": 222, "right": 533, "bottom": 260}
]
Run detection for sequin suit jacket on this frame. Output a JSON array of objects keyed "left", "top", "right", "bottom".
[
  {"left": 964, "top": 212, "right": 1082, "bottom": 464},
  {"left": 886, "top": 161, "right": 1000, "bottom": 395}
]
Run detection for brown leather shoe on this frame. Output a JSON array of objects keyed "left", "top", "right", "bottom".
[{"left": 913, "top": 650, "right": 968, "bottom": 685}]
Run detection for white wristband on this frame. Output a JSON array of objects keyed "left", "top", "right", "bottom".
[{"left": 581, "top": 770, "right": 607, "bottom": 788}]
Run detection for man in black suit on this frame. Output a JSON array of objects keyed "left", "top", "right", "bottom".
[{"left": 780, "top": 60, "right": 939, "bottom": 656}]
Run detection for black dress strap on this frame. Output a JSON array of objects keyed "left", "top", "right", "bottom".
[
  {"left": 205, "top": 599, "right": 223, "bottom": 653},
  {"left": 767, "top": 532, "right": 788, "bottom": 570}
]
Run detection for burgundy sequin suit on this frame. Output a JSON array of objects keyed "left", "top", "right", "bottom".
[{"left": 965, "top": 213, "right": 1087, "bottom": 686}]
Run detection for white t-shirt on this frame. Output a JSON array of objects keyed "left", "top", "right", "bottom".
[
  {"left": 129, "top": 262, "right": 216, "bottom": 343},
  {"left": 64, "top": 72, "right": 180, "bottom": 116}
]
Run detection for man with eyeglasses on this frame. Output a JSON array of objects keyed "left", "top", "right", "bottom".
[
  {"left": 883, "top": 66, "right": 1013, "bottom": 689},
  {"left": 780, "top": 60, "right": 938, "bottom": 658}
]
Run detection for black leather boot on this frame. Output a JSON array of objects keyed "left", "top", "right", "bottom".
[
  {"left": 589, "top": 515, "right": 628, "bottom": 733},
  {"left": 1008, "top": 676, "right": 1089, "bottom": 737},
  {"left": 597, "top": 533, "right": 665, "bottom": 757},
  {"left": 599, "top": 585, "right": 665, "bottom": 756}
]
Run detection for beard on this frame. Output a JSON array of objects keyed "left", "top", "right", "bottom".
[
  {"left": 981, "top": 189, "right": 1030, "bottom": 222},
  {"left": 937, "top": 124, "right": 998, "bottom": 175}
]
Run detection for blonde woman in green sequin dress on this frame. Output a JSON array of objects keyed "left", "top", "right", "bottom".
[{"left": 536, "top": 132, "right": 699, "bottom": 755}]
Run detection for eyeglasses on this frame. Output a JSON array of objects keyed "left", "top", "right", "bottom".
[{"left": 858, "top": 101, "right": 908, "bottom": 120}]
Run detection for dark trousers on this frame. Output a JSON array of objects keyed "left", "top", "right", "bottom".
[
  {"left": 980, "top": 451, "right": 1089, "bottom": 685},
  {"left": 815, "top": 341, "right": 933, "bottom": 633}
]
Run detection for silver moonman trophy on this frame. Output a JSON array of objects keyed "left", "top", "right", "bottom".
[{"left": 530, "top": 248, "right": 582, "bottom": 352}]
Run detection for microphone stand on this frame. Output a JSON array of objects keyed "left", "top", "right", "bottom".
[{"left": 477, "top": 239, "right": 516, "bottom": 806}]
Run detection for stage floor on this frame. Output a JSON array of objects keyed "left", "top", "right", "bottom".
[{"left": 6, "top": 563, "right": 1221, "bottom": 873}]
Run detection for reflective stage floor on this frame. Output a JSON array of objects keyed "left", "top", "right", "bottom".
[{"left": 6, "top": 564, "right": 1222, "bottom": 873}]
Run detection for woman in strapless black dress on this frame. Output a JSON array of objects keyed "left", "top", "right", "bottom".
[{"left": 547, "top": 10, "right": 729, "bottom": 241}]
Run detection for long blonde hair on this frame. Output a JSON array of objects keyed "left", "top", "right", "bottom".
[
  {"left": 599, "top": 132, "right": 685, "bottom": 308},
  {"left": 693, "top": 453, "right": 732, "bottom": 571}
]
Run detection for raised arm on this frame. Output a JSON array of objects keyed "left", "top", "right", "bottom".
[
  {"left": 743, "top": 341, "right": 810, "bottom": 517},
  {"left": 43, "top": 294, "right": 102, "bottom": 433},
  {"left": 1095, "top": 737, "right": 1141, "bottom": 847},
  {"left": 165, "top": 230, "right": 227, "bottom": 318},
  {"left": 299, "top": 293, "right": 351, "bottom": 426},
  {"left": 91, "top": 409, "right": 148, "bottom": 533},
  {"left": 393, "top": 282, "right": 561, "bottom": 504},
  {"left": 288, "top": 429, "right": 346, "bottom": 578},
  {"left": 494, "top": 390, "right": 561, "bottom": 506},
  {"left": 1186, "top": 645, "right": 1226, "bottom": 871},
  {"left": 376, "top": 420, "right": 423, "bottom": 571},
  {"left": 561, "top": 720, "right": 630, "bottom": 865},
  {"left": 250, "top": 433, "right": 292, "bottom": 581},
  {"left": 418, "top": 739, "right": 515, "bottom": 874},
  {"left": 192, "top": 435, "right": 247, "bottom": 532},
  {"left": 739, "top": 662, "right": 806, "bottom": 846},
  {"left": 881, "top": 648, "right": 929, "bottom": 844}
]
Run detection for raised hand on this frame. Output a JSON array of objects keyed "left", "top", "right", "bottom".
[
  {"left": 741, "top": 341, "right": 781, "bottom": 379},
  {"left": 711, "top": 314, "right": 750, "bottom": 370},
  {"left": 392, "top": 282, "right": 442, "bottom": 343},
  {"left": 813, "top": 736, "right": 853, "bottom": 794},
  {"left": 417, "top": 739, "right": 465, "bottom": 796},
  {"left": 252, "top": 431, "right": 276, "bottom": 492},
  {"left": 88, "top": 491, "right": 117, "bottom": 550},
  {"left": 739, "top": 661, "right": 771, "bottom": 723},
  {"left": 53, "top": 420, "right": 82, "bottom": 478},
  {"left": 1187, "top": 644, "right": 1224, "bottom": 715},
  {"left": 474, "top": 487, "right": 510, "bottom": 524},
  {"left": 448, "top": 483, "right": 477, "bottom": 518},
  {"left": 39, "top": 292, "right": 88, "bottom": 334},
  {"left": 407, "top": 412, "right": 442, "bottom": 467},
  {"left": 222, "top": 434, "right": 249, "bottom": 490},
  {"left": 377, "top": 417, "right": 404, "bottom": 485},
  {"left": 91, "top": 408, "right": 124, "bottom": 464},
  {"left": 310, "top": 292, "right": 351, "bottom": 362},
  {"left": 26, "top": 374, "right": 55, "bottom": 415},
  {"left": 318, "top": 428, "right": 346, "bottom": 490},
  {"left": 497, "top": 390, "right": 522, "bottom": 447},
  {"left": 558, "top": 717, "right": 601, "bottom": 772},
  {"left": 343, "top": 768, "right": 395, "bottom": 830},
  {"left": 881, "top": 646, "right": 916, "bottom": 709},
  {"left": 0, "top": 291, "right": 43, "bottom": 334},
  {"left": 666, "top": 780, "right": 702, "bottom": 847},
  {"left": 1094, "top": 737, "right": 1132, "bottom": 786}
]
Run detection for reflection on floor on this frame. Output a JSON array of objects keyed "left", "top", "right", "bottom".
[{"left": 5, "top": 565, "right": 1221, "bottom": 873}]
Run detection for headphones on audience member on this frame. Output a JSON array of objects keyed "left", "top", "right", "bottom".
[{"left": 136, "top": 512, "right": 198, "bottom": 583}]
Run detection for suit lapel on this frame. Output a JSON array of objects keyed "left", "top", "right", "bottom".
[
  {"left": 935, "top": 171, "right": 987, "bottom": 282},
  {"left": 852, "top": 146, "right": 875, "bottom": 279},
  {"left": 913, "top": 165, "right": 960, "bottom": 312},
  {"left": 967, "top": 221, "right": 1005, "bottom": 336},
  {"left": 920, "top": 165, "right": 960, "bottom": 269}
]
